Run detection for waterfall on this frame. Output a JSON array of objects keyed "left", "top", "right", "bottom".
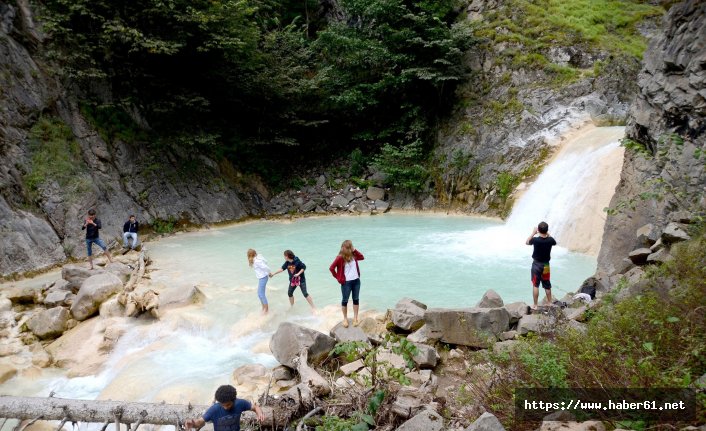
[{"left": 505, "top": 124, "right": 625, "bottom": 255}]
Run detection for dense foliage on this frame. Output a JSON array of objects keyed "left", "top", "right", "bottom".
[{"left": 39, "top": 0, "right": 471, "bottom": 183}]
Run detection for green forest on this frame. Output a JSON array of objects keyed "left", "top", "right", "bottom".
[{"left": 40, "top": 0, "right": 472, "bottom": 183}]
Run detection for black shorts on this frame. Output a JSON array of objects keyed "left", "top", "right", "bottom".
[
  {"left": 531, "top": 261, "right": 551, "bottom": 289},
  {"left": 288, "top": 281, "right": 309, "bottom": 297}
]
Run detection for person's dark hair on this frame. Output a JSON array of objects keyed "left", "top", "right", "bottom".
[
  {"left": 214, "top": 385, "right": 237, "bottom": 403},
  {"left": 88, "top": 209, "right": 96, "bottom": 216},
  {"left": 538, "top": 221, "right": 549, "bottom": 234},
  {"left": 284, "top": 250, "right": 295, "bottom": 259},
  {"left": 129, "top": 214, "right": 135, "bottom": 218}
]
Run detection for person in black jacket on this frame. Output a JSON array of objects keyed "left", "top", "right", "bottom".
[
  {"left": 122, "top": 214, "right": 139, "bottom": 250},
  {"left": 83, "top": 209, "right": 113, "bottom": 270}
]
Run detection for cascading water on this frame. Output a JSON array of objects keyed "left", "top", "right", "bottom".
[
  {"left": 0, "top": 123, "right": 625, "bottom": 410},
  {"left": 505, "top": 125, "right": 625, "bottom": 254}
]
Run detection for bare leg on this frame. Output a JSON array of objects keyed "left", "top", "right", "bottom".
[
  {"left": 105, "top": 250, "right": 113, "bottom": 263},
  {"left": 306, "top": 295, "right": 316, "bottom": 313},
  {"left": 262, "top": 303, "right": 269, "bottom": 314},
  {"left": 352, "top": 304, "right": 360, "bottom": 326},
  {"left": 545, "top": 289, "right": 553, "bottom": 305},
  {"left": 341, "top": 305, "right": 349, "bottom": 327},
  {"left": 289, "top": 296, "right": 294, "bottom": 307},
  {"left": 88, "top": 255, "right": 94, "bottom": 270},
  {"left": 532, "top": 285, "right": 539, "bottom": 310}
]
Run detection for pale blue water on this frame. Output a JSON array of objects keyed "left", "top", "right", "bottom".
[{"left": 150, "top": 214, "right": 595, "bottom": 310}]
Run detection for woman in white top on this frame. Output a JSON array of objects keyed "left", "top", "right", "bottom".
[{"left": 247, "top": 249, "right": 271, "bottom": 314}]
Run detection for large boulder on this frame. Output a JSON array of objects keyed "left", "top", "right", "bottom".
[
  {"left": 411, "top": 343, "right": 439, "bottom": 369},
  {"left": 330, "top": 195, "right": 350, "bottom": 208},
  {"left": 70, "top": 272, "right": 124, "bottom": 321},
  {"left": 158, "top": 285, "right": 205, "bottom": 309},
  {"left": 330, "top": 322, "right": 368, "bottom": 343},
  {"left": 503, "top": 302, "right": 529, "bottom": 324},
  {"left": 661, "top": 222, "right": 691, "bottom": 244},
  {"left": 232, "top": 363, "right": 268, "bottom": 385},
  {"left": 517, "top": 314, "right": 556, "bottom": 335},
  {"left": 396, "top": 409, "right": 444, "bottom": 431},
  {"left": 636, "top": 223, "right": 660, "bottom": 246},
  {"left": 628, "top": 248, "right": 652, "bottom": 265},
  {"left": 407, "top": 324, "right": 438, "bottom": 344},
  {"left": 465, "top": 412, "right": 506, "bottom": 431},
  {"left": 6, "top": 285, "right": 40, "bottom": 304},
  {"left": 269, "top": 322, "right": 337, "bottom": 368},
  {"left": 424, "top": 308, "right": 510, "bottom": 348},
  {"left": 62, "top": 264, "right": 104, "bottom": 291},
  {"left": 366, "top": 186, "right": 385, "bottom": 201},
  {"left": 44, "top": 291, "right": 73, "bottom": 307},
  {"left": 477, "top": 289, "right": 504, "bottom": 308},
  {"left": 26, "top": 307, "right": 69, "bottom": 340},
  {"left": 103, "top": 262, "right": 133, "bottom": 283},
  {"left": 392, "top": 298, "right": 428, "bottom": 332}
]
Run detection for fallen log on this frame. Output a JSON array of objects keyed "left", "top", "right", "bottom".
[{"left": 0, "top": 396, "right": 289, "bottom": 428}]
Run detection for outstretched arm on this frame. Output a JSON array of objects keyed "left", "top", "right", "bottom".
[{"left": 252, "top": 404, "right": 265, "bottom": 422}]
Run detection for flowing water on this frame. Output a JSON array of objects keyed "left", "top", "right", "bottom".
[{"left": 0, "top": 124, "right": 625, "bottom": 407}]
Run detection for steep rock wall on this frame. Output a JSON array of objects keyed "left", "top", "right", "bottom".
[
  {"left": 0, "top": 2, "right": 266, "bottom": 277},
  {"left": 597, "top": 0, "right": 706, "bottom": 277}
]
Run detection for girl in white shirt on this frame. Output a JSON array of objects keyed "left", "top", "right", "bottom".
[{"left": 247, "top": 249, "right": 271, "bottom": 314}]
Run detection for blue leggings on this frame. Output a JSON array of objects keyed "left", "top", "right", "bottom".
[
  {"left": 257, "top": 276, "right": 268, "bottom": 305},
  {"left": 341, "top": 279, "right": 360, "bottom": 306}
]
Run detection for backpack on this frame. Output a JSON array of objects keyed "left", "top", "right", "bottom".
[{"left": 578, "top": 284, "right": 596, "bottom": 300}]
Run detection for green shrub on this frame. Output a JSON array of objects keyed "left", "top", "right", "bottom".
[
  {"left": 372, "top": 141, "right": 429, "bottom": 192},
  {"left": 23, "top": 117, "right": 90, "bottom": 201},
  {"left": 152, "top": 217, "right": 177, "bottom": 234},
  {"left": 495, "top": 171, "right": 518, "bottom": 201}
]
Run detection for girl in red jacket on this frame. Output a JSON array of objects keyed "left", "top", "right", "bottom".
[{"left": 329, "top": 240, "right": 364, "bottom": 327}]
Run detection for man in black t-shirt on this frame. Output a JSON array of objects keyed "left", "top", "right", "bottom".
[
  {"left": 526, "top": 221, "right": 556, "bottom": 310},
  {"left": 82, "top": 208, "right": 114, "bottom": 270}
]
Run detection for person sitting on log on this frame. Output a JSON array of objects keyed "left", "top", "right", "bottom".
[{"left": 185, "top": 385, "right": 264, "bottom": 431}]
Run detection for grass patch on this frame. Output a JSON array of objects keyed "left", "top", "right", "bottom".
[{"left": 23, "top": 116, "right": 91, "bottom": 201}]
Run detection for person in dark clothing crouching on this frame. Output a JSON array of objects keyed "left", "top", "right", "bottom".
[{"left": 526, "top": 221, "right": 556, "bottom": 310}]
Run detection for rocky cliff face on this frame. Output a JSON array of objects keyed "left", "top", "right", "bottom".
[
  {"left": 0, "top": 2, "right": 266, "bottom": 277},
  {"left": 434, "top": 0, "right": 645, "bottom": 216},
  {"left": 597, "top": 0, "right": 706, "bottom": 277}
]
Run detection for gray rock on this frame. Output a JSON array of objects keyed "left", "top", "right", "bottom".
[
  {"left": 661, "top": 222, "right": 691, "bottom": 244},
  {"left": 329, "top": 195, "right": 349, "bottom": 208},
  {"left": 392, "top": 386, "right": 425, "bottom": 419},
  {"left": 424, "top": 307, "right": 511, "bottom": 348},
  {"left": 628, "top": 248, "right": 652, "bottom": 265},
  {"left": 103, "top": 262, "right": 132, "bottom": 283},
  {"left": 421, "top": 196, "right": 435, "bottom": 209},
  {"left": 26, "top": 307, "right": 69, "bottom": 340},
  {"left": 646, "top": 248, "right": 672, "bottom": 264},
  {"left": 47, "top": 279, "right": 71, "bottom": 293},
  {"left": 316, "top": 175, "right": 326, "bottom": 187},
  {"left": 636, "top": 223, "right": 660, "bottom": 246},
  {"left": 539, "top": 420, "right": 605, "bottom": 431},
  {"left": 563, "top": 306, "right": 587, "bottom": 322},
  {"left": 499, "top": 330, "right": 517, "bottom": 341},
  {"left": 650, "top": 238, "right": 665, "bottom": 252},
  {"left": 232, "top": 363, "right": 267, "bottom": 385},
  {"left": 340, "top": 359, "right": 365, "bottom": 376},
  {"left": 330, "top": 322, "right": 368, "bottom": 343},
  {"left": 62, "top": 264, "right": 104, "bottom": 291},
  {"left": 269, "top": 322, "right": 337, "bottom": 368},
  {"left": 517, "top": 314, "right": 555, "bottom": 335},
  {"left": 43, "top": 290, "right": 73, "bottom": 307},
  {"left": 493, "top": 340, "right": 520, "bottom": 354},
  {"left": 670, "top": 210, "right": 693, "bottom": 224},
  {"left": 272, "top": 365, "right": 294, "bottom": 381},
  {"left": 70, "top": 272, "right": 124, "bottom": 321},
  {"left": 407, "top": 324, "right": 438, "bottom": 344},
  {"left": 349, "top": 199, "right": 371, "bottom": 213},
  {"left": 366, "top": 186, "right": 385, "bottom": 201},
  {"left": 374, "top": 200, "right": 390, "bottom": 212},
  {"left": 392, "top": 298, "right": 428, "bottom": 332},
  {"left": 300, "top": 200, "right": 318, "bottom": 212},
  {"left": 396, "top": 409, "right": 444, "bottom": 431},
  {"left": 613, "top": 258, "right": 635, "bottom": 275},
  {"left": 0, "top": 297, "right": 11, "bottom": 312},
  {"left": 5, "top": 286, "right": 39, "bottom": 304},
  {"left": 622, "top": 266, "right": 645, "bottom": 285},
  {"left": 503, "top": 302, "right": 529, "bottom": 324},
  {"left": 158, "top": 285, "right": 205, "bottom": 309},
  {"left": 477, "top": 289, "right": 504, "bottom": 308},
  {"left": 465, "top": 412, "right": 506, "bottom": 431},
  {"left": 412, "top": 343, "right": 439, "bottom": 369}
]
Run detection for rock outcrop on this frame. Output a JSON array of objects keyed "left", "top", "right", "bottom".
[
  {"left": 269, "top": 322, "right": 337, "bottom": 368},
  {"left": 597, "top": 0, "right": 706, "bottom": 279}
]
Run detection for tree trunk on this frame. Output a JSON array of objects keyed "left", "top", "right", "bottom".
[{"left": 0, "top": 396, "right": 292, "bottom": 428}]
